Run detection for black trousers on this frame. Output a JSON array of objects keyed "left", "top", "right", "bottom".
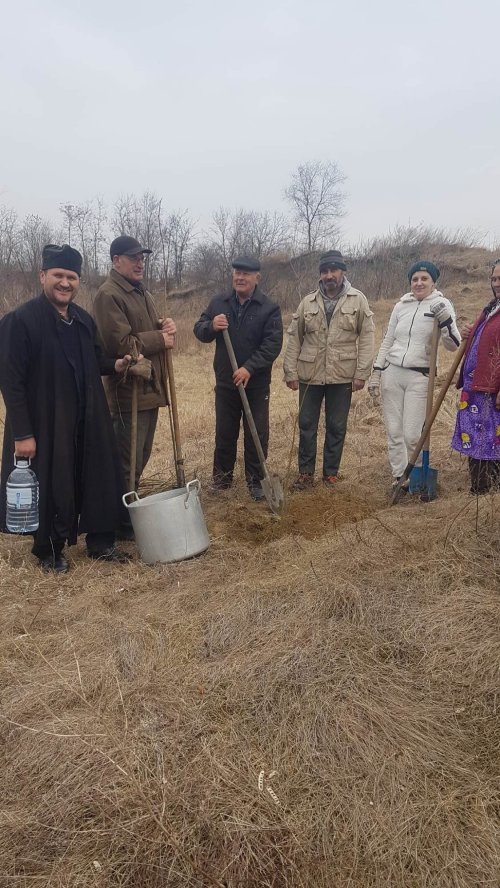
[
  {"left": 32, "top": 531, "right": 115, "bottom": 559},
  {"left": 298, "top": 382, "right": 352, "bottom": 477},
  {"left": 213, "top": 385, "right": 270, "bottom": 488},
  {"left": 468, "top": 457, "right": 500, "bottom": 494}
]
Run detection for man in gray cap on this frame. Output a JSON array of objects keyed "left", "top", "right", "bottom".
[
  {"left": 0, "top": 244, "right": 133, "bottom": 571},
  {"left": 194, "top": 256, "right": 283, "bottom": 500},
  {"left": 283, "top": 250, "right": 374, "bottom": 489},
  {"left": 94, "top": 236, "right": 177, "bottom": 538}
]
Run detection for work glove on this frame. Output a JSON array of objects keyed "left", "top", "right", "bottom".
[
  {"left": 367, "top": 368, "right": 382, "bottom": 405},
  {"left": 429, "top": 299, "right": 452, "bottom": 326},
  {"left": 128, "top": 357, "right": 153, "bottom": 381}
]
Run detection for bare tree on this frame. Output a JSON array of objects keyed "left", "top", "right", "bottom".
[
  {"left": 0, "top": 206, "right": 19, "bottom": 270},
  {"left": 209, "top": 207, "right": 246, "bottom": 290},
  {"left": 193, "top": 207, "right": 290, "bottom": 291},
  {"left": 17, "top": 214, "right": 56, "bottom": 294},
  {"left": 88, "top": 197, "right": 107, "bottom": 282},
  {"left": 284, "top": 160, "right": 347, "bottom": 252},
  {"left": 59, "top": 203, "right": 77, "bottom": 245},
  {"left": 73, "top": 204, "right": 93, "bottom": 280},
  {"left": 246, "top": 210, "right": 290, "bottom": 257},
  {"left": 113, "top": 193, "right": 136, "bottom": 237},
  {"left": 0, "top": 207, "right": 21, "bottom": 307},
  {"left": 168, "top": 211, "right": 196, "bottom": 288},
  {"left": 190, "top": 242, "right": 219, "bottom": 289},
  {"left": 58, "top": 200, "right": 108, "bottom": 286}
]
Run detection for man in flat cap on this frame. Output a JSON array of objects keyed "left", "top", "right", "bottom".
[
  {"left": 194, "top": 256, "right": 283, "bottom": 500},
  {"left": 94, "top": 236, "right": 177, "bottom": 538},
  {"left": 284, "top": 250, "right": 374, "bottom": 489},
  {"left": 0, "top": 244, "right": 134, "bottom": 572}
]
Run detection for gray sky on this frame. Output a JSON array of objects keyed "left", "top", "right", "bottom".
[{"left": 2, "top": 0, "right": 499, "bottom": 247}]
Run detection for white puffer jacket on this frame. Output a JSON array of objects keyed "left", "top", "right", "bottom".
[{"left": 374, "top": 291, "right": 461, "bottom": 371}]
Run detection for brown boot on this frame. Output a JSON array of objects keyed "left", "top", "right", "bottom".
[
  {"left": 322, "top": 475, "right": 339, "bottom": 487},
  {"left": 291, "top": 473, "right": 314, "bottom": 491}
]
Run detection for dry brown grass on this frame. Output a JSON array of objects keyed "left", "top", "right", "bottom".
[{"left": 0, "top": 283, "right": 499, "bottom": 887}]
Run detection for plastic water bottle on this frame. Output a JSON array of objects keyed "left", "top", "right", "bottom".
[{"left": 6, "top": 457, "right": 39, "bottom": 533}]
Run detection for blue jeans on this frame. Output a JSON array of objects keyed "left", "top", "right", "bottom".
[{"left": 298, "top": 383, "right": 352, "bottom": 477}]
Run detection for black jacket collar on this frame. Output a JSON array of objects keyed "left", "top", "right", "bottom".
[{"left": 223, "top": 286, "right": 265, "bottom": 305}]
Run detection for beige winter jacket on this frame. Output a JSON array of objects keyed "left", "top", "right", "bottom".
[{"left": 283, "top": 283, "right": 375, "bottom": 385}]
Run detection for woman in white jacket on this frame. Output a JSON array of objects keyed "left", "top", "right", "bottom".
[{"left": 368, "top": 261, "right": 461, "bottom": 489}]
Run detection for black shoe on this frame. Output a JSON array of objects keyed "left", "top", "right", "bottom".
[
  {"left": 249, "top": 485, "right": 266, "bottom": 501},
  {"left": 39, "top": 553, "right": 70, "bottom": 574},
  {"left": 115, "top": 526, "right": 135, "bottom": 541},
  {"left": 88, "top": 547, "right": 131, "bottom": 564}
]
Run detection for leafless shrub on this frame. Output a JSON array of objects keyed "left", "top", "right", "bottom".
[{"left": 348, "top": 223, "right": 486, "bottom": 300}]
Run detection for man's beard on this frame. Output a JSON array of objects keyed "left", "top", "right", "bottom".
[{"left": 324, "top": 282, "right": 342, "bottom": 297}]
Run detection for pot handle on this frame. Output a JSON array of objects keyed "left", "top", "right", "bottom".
[
  {"left": 184, "top": 478, "right": 201, "bottom": 508},
  {"left": 122, "top": 490, "right": 140, "bottom": 508}
]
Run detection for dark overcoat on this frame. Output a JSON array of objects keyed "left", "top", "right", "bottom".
[{"left": 0, "top": 295, "right": 125, "bottom": 544}]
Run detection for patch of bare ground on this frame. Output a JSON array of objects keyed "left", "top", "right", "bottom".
[{"left": 0, "top": 290, "right": 499, "bottom": 887}]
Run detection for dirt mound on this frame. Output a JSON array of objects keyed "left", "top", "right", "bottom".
[{"left": 207, "top": 484, "right": 380, "bottom": 544}]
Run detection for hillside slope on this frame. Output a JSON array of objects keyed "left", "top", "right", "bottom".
[{"left": 0, "top": 266, "right": 498, "bottom": 887}]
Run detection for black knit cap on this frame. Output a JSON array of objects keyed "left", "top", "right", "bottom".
[
  {"left": 110, "top": 235, "right": 153, "bottom": 259},
  {"left": 407, "top": 260, "right": 440, "bottom": 283},
  {"left": 319, "top": 250, "right": 347, "bottom": 272},
  {"left": 42, "top": 244, "right": 83, "bottom": 276},
  {"left": 232, "top": 255, "right": 261, "bottom": 272}
]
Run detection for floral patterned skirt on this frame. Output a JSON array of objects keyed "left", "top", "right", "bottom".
[{"left": 451, "top": 390, "right": 500, "bottom": 460}]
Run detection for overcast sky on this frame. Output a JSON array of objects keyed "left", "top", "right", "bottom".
[{"left": 2, "top": 0, "right": 499, "bottom": 247}]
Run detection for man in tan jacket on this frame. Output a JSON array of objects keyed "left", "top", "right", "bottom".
[
  {"left": 94, "top": 236, "right": 176, "bottom": 537},
  {"left": 283, "top": 250, "right": 374, "bottom": 489}
]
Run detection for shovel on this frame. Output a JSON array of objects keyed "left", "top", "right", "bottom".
[
  {"left": 391, "top": 339, "right": 467, "bottom": 504},
  {"left": 409, "top": 319, "right": 439, "bottom": 501},
  {"left": 126, "top": 348, "right": 155, "bottom": 491},
  {"left": 128, "top": 341, "right": 141, "bottom": 492},
  {"left": 164, "top": 349, "right": 186, "bottom": 488},
  {"left": 222, "top": 328, "right": 284, "bottom": 515},
  {"left": 129, "top": 375, "right": 138, "bottom": 492}
]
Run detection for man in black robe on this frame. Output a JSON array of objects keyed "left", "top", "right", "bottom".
[{"left": 0, "top": 244, "right": 133, "bottom": 572}]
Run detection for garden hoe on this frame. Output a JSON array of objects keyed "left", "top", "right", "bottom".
[
  {"left": 408, "top": 318, "right": 439, "bottom": 501},
  {"left": 391, "top": 338, "right": 467, "bottom": 504},
  {"left": 223, "top": 328, "right": 284, "bottom": 515}
]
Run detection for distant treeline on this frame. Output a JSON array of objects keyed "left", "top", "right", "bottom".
[{"left": 0, "top": 172, "right": 492, "bottom": 317}]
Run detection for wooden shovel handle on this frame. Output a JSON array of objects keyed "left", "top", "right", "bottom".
[
  {"left": 165, "top": 349, "right": 186, "bottom": 488},
  {"left": 423, "top": 319, "right": 440, "bottom": 450},
  {"left": 222, "top": 328, "right": 271, "bottom": 480},
  {"left": 129, "top": 376, "right": 138, "bottom": 492}
]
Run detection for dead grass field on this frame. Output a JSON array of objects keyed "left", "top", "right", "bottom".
[{"left": 0, "top": 281, "right": 499, "bottom": 887}]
